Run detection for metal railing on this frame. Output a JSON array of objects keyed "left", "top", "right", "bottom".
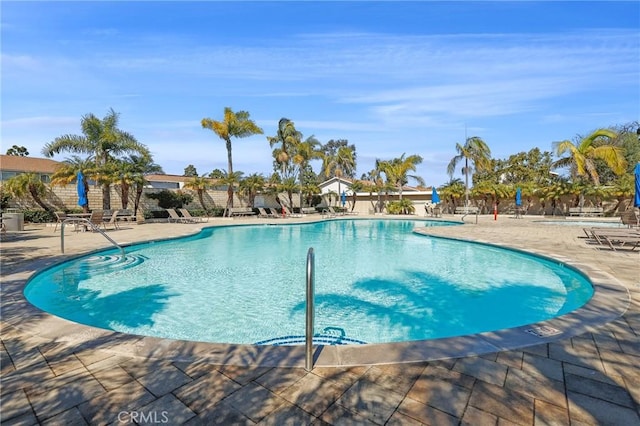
[
  {"left": 305, "top": 247, "right": 315, "bottom": 371},
  {"left": 60, "top": 218, "right": 125, "bottom": 257}
]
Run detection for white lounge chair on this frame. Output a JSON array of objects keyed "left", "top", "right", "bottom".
[{"left": 178, "top": 208, "right": 206, "bottom": 223}]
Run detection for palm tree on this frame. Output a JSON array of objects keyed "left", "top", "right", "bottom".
[
  {"left": 4, "top": 173, "right": 53, "bottom": 212},
  {"left": 267, "top": 118, "right": 302, "bottom": 179},
  {"left": 553, "top": 129, "right": 626, "bottom": 186},
  {"left": 202, "top": 107, "right": 263, "bottom": 209},
  {"left": 362, "top": 160, "right": 392, "bottom": 213},
  {"left": 50, "top": 155, "right": 95, "bottom": 212},
  {"left": 322, "top": 145, "right": 356, "bottom": 205},
  {"left": 183, "top": 176, "right": 211, "bottom": 211},
  {"left": 126, "top": 154, "right": 164, "bottom": 217},
  {"left": 292, "top": 135, "right": 323, "bottom": 207},
  {"left": 278, "top": 176, "right": 300, "bottom": 210},
  {"left": 238, "top": 173, "right": 265, "bottom": 208},
  {"left": 42, "top": 108, "right": 150, "bottom": 209},
  {"left": 218, "top": 170, "right": 244, "bottom": 216},
  {"left": 347, "top": 180, "right": 366, "bottom": 212},
  {"left": 379, "top": 153, "right": 424, "bottom": 199},
  {"left": 447, "top": 136, "right": 492, "bottom": 207},
  {"left": 439, "top": 178, "right": 465, "bottom": 211}
]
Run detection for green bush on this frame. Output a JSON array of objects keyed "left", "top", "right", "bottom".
[
  {"left": 386, "top": 199, "right": 415, "bottom": 215},
  {"left": 145, "top": 190, "right": 193, "bottom": 209},
  {"left": 22, "top": 210, "right": 57, "bottom": 223}
]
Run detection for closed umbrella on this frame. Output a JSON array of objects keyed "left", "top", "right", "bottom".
[
  {"left": 431, "top": 187, "right": 440, "bottom": 204},
  {"left": 634, "top": 163, "right": 640, "bottom": 208},
  {"left": 341, "top": 191, "right": 347, "bottom": 207},
  {"left": 77, "top": 171, "right": 88, "bottom": 212},
  {"left": 515, "top": 188, "right": 522, "bottom": 207}
]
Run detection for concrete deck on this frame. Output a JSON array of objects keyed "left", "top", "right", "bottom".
[{"left": 1, "top": 214, "right": 638, "bottom": 425}]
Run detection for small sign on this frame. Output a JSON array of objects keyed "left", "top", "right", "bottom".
[{"left": 525, "top": 326, "right": 561, "bottom": 338}]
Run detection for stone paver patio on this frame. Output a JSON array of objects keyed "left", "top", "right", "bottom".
[{"left": 1, "top": 214, "right": 638, "bottom": 425}]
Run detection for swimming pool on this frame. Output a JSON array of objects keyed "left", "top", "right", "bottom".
[{"left": 24, "top": 219, "right": 594, "bottom": 346}]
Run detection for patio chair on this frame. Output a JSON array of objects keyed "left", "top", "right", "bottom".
[
  {"left": 103, "top": 210, "right": 121, "bottom": 230},
  {"left": 178, "top": 208, "right": 207, "bottom": 223},
  {"left": 53, "top": 211, "right": 67, "bottom": 232},
  {"left": 87, "top": 210, "right": 105, "bottom": 231},
  {"left": 621, "top": 210, "right": 639, "bottom": 228}
]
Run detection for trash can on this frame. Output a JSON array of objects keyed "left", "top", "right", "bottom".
[{"left": 2, "top": 212, "right": 24, "bottom": 231}]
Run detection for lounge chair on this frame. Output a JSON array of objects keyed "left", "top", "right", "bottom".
[
  {"left": 270, "top": 207, "right": 285, "bottom": 218},
  {"left": 328, "top": 206, "right": 344, "bottom": 216},
  {"left": 258, "top": 207, "right": 275, "bottom": 218},
  {"left": 321, "top": 207, "right": 337, "bottom": 218},
  {"left": 283, "top": 206, "right": 303, "bottom": 218},
  {"left": 178, "top": 208, "right": 207, "bottom": 223},
  {"left": 166, "top": 208, "right": 187, "bottom": 223},
  {"left": 585, "top": 227, "right": 640, "bottom": 251}
]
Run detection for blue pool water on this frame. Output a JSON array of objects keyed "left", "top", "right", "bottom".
[{"left": 25, "top": 219, "right": 593, "bottom": 345}]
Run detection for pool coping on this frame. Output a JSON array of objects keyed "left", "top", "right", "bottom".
[{"left": 1, "top": 219, "right": 631, "bottom": 368}]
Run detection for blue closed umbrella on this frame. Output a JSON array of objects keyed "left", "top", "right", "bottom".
[
  {"left": 515, "top": 188, "right": 522, "bottom": 207},
  {"left": 77, "top": 171, "right": 88, "bottom": 211},
  {"left": 431, "top": 187, "right": 440, "bottom": 204},
  {"left": 341, "top": 191, "right": 347, "bottom": 207},
  {"left": 634, "top": 163, "right": 640, "bottom": 208}
]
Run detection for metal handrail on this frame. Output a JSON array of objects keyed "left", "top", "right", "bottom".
[
  {"left": 305, "top": 247, "right": 315, "bottom": 371},
  {"left": 61, "top": 218, "right": 125, "bottom": 257}
]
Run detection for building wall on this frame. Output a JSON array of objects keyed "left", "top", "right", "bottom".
[{"left": 4, "top": 183, "right": 632, "bottom": 216}]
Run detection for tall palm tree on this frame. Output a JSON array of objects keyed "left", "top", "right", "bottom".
[
  {"left": 292, "top": 135, "right": 323, "bottom": 207},
  {"left": 553, "top": 129, "right": 626, "bottom": 186},
  {"left": 42, "top": 108, "right": 149, "bottom": 209},
  {"left": 202, "top": 107, "right": 264, "bottom": 176},
  {"left": 379, "top": 153, "right": 424, "bottom": 199},
  {"left": 4, "top": 173, "right": 53, "bottom": 212},
  {"left": 447, "top": 136, "right": 492, "bottom": 207},
  {"left": 183, "top": 176, "right": 211, "bottom": 211},
  {"left": 267, "top": 118, "right": 302, "bottom": 179},
  {"left": 202, "top": 107, "right": 263, "bottom": 209},
  {"left": 322, "top": 145, "right": 356, "bottom": 204}
]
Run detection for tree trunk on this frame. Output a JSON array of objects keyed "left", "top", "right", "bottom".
[
  {"left": 29, "top": 186, "right": 52, "bottom": 212},
  {"left": 134, "top": 185, "right": 143, "bottom": 216},
  {"left": 226, "top": 139, "right": 234, "bottom": 210},
  {"left": 102, "top": 184, "right": 111, "bottom": 210},
  {"left": 198, "top": 191, "right": 206, "bottom": 211}
]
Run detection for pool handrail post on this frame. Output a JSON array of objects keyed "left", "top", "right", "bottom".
[
  {"left": 60, "top": 217, "right": 125, "bottom": 258},
  {"left": 305, "top": 247, "right": 315, "bottom": 371}
]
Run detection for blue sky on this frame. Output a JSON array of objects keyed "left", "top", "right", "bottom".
[{"left": 2, "top": 1, "right": 639, "bottom": 186}]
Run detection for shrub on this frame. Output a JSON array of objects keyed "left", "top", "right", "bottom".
[
  {"left": 386, "top": 199, "right": 415, "bottom": 215},
  {"left": 145, "top": 190, "right": 193, "bottom": 209},
  {"left": 22, "top": 209, "right": 57, "bottom": 223}
]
